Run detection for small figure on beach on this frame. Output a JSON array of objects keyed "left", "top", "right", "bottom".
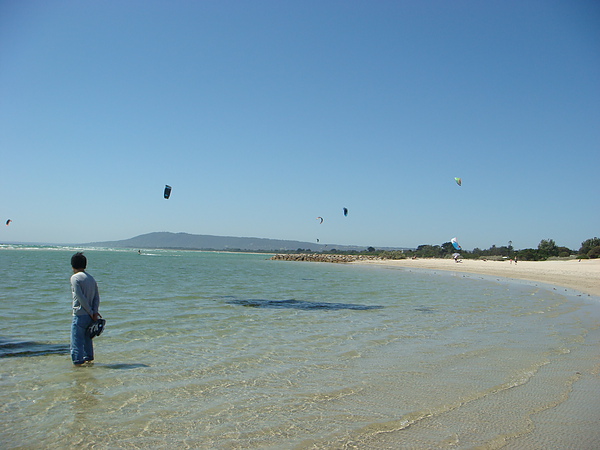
[
  {"left": 70, "top": 252, "right": 101, "bottom": 366},
  {"left": 514, "top": 256, "right": 518, "bottom": 265}
]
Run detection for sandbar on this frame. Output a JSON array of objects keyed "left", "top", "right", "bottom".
[{"left": 352, "top": 258, "right": 600, "bottom": 298}]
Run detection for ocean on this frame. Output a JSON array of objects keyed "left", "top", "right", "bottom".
[{"left": 1, "top": 246, "right": 599, "bottom": 449}]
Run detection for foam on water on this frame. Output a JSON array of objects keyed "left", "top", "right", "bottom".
[{"left": 1, "top": 247, "right": 599, "bottom": 448}]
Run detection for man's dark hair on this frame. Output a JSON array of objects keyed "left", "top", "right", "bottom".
[{"left": 71, "top": 252, "right": 87, "bottom": 270}]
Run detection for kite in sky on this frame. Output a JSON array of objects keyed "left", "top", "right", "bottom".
[
  {"left": 455, "top": 177, "right": 462, "bottom": 186},
  {"left": 343, "top": 207, "right": 348, "bottom": 217},
  {"left": 164, "top": 185, "right": 172, "bottom": 199},
  {"left": 5, "top": 219, "right": 11, "bottom": 226},
  {"left": 451, "top": 237, "right": 462, "bottom": 251},
  {"left": 317, "top": 217, "right": 323, "bottom": 224}
]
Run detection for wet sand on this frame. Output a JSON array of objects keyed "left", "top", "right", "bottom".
[{"left": 353, "top": 258, "right": 600, "bottom": 298}]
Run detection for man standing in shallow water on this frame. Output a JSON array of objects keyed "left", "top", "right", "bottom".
[{"left": 70, "top": 252, "right": 101, "bottom": 366}]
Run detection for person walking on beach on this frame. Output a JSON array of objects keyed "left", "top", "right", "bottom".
[{"left": 70, "top": 252, "right": 101, "bottom": 366}]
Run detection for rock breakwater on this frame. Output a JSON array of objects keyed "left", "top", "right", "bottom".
[{"left": 270, "top": 253, "right": 382, "bottom": 263}]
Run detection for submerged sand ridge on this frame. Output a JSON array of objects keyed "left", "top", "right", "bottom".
[{"left": 352, "top": 258, "right": 600, "bottom": 298}]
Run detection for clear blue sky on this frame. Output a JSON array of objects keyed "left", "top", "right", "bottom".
[{"left": 1, "top": 0, "right": 598, "bottom": 250}]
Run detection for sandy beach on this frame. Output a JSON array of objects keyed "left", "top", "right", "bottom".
[{"left": 353, "top": 258, "right": 600, "bottom": 298}]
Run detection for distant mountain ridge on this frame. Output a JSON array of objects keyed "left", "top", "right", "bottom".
[{"left": 84, "top": 232, "right": 363, "bottom": 252}]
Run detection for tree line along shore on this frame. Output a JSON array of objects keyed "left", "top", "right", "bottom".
[{"left": 277, "top": 237, "right": 600, "bottom": 262}]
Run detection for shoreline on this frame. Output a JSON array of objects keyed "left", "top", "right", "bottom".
[{"left": 351, "top": 258, "right": 600, "bottom": 298}]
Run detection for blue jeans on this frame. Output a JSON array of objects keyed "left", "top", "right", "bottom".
[{"left": 71, "top": 315, "right": 94, "bottom": 364}]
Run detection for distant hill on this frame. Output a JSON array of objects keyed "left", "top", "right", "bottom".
[{"left": 84, "top": 232, "right": 368, "bottom": 252}]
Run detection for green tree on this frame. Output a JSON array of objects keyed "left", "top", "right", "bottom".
[
  {"left": 557, "top": 246, "right": 572, "bottom": 258},
  {"left": 588, "top": 246, "right": 600, "bottom": 259},
  {"left": 416, "top": 244, "right": 444, "bottom": 258},
  {"left": 441, "top": 241, "right": 454, "bottom": 255},
  {"left": 538, "top": 239, "right": 559, "bottom": 258},
  {"left": 517, "top": 248, "right": 540, "bottom": 261},
  {"left": 380, "top": 250, "right": 406, "bottom": 259},
  {"left": 579, "top": 237, "right": 600, "bottom": 255}
]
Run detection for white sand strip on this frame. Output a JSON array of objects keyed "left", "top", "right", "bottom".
[{"left": 352, "top": 258, "right": 600, "bottom": 298}]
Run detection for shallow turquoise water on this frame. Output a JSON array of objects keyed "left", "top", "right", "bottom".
[{"left": 1, "top": 247, "right": 599, "bottom": 448}]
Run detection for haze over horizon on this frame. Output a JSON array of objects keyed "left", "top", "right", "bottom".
[{"left": 1, "top": 1, "right": 598, "bottom": 251}]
